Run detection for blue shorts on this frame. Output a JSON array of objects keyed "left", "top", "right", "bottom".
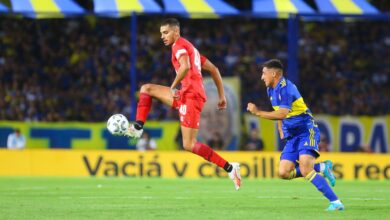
[{"left": 280, "top": 127, "right": 320, "bottom": 165}]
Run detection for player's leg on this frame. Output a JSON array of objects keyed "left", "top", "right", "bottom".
[
  {"left": 278, "top": 159, "right": 327, "bottom": 180},
  {"left": 181, "top": 99, "right": 240, "bottom": 190},
  {"left": 278, "top": 137, "right": 299, "bottom": 180},
  {"left": 181, "top": 126, "right": 241, "bottom": 190},
  {"left": 136, "top": 84, "right": 174, "bottom": 123},
  {"left": 278, "top": 159, "right": 296, "bottom": 179},
  {"left": 294, "top": 160, "right": 336, "bottom": 186},
  {"left": 279, "top": 135, "right": 336, "bottom": 183},
  {"left": 293, "top": 130, "right": 336, "bottom": 185},
  {"left": 298, "top": 126, "right": 343, "bottom": 210},
  {"left": 292, "top": 161, "right": 334, "bottom": 184},
  {"left": 181, "top": 126, "right": 229, "bottom": 170},
  {"left": 299, "top": 153, "right": 344, "bottom": 211},
  {"left": 126, "top": 84, "right": 173, "bottom": 138}
]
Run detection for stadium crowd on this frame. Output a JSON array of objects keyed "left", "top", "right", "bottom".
[{"left": 0, "top": 16, "right": 389, "bottom": 121}]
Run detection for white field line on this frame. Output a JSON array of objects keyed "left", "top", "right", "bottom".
[
  {"left": 256, "top": 196, "right": 386, "bottom": 201},
  {"left": 55, "top": 195, "right": 388, "bottom": 201}
]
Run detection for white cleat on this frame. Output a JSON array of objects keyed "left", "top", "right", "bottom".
[
  {"left": 125, "top": 124, "right": 143, "bottom": 139},
  {"left": 228, "top": 162, "right": 241, "bottom": 190}
]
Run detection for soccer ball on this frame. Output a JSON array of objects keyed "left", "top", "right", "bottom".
[{"left": 107, "top": 114, "right": 129, "bottom": 136}]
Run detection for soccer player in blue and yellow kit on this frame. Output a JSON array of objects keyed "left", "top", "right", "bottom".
[{"left": 247, "top": 59, "right": 344, "bottom": 211}]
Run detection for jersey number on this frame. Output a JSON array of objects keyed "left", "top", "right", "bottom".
[
  {"left": 179, "top": 105, "right": 187, "bottom": 115},
  {"left": 193, "top": 48, "right": 201, "bottom": 73},
  {"left": 311, "top": 119, "right": 318, "bottom": 128}
]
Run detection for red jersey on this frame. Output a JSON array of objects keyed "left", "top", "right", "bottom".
[{"left": 171, "top": 37, "right": 207, "bottom": 101}]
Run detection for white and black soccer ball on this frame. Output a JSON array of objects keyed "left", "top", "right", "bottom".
[{"left": 107, "top": 114, "right": 129, "bottom": 136}]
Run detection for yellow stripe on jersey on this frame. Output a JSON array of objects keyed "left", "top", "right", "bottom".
[
  {"left": 280, "top": 79, "right": 287, "bottom": 87},
  {"left": 309, "top": 128, "right": 315, "bottom": 146},
  {"left": 272, "top": 97, "right": 308, "bottom": 117},
  {"left": 286, "top": 97, "right": 308, "bottom": 118}
]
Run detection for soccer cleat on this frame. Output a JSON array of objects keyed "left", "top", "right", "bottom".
[
  {"left": 323, "top": 160, "right": 336, "bottom": 187},
  {"left": 124, "top": 124, "right": 143, "bottom": 139},
  {"left": 228, "top": 162, "right": 241, "bottom": 190},
  {"left": 326, "top": 202, "right": 345, "bottom": 211}
]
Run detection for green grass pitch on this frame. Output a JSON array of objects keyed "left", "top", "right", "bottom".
[{"left": 0, "top": 177, "right": 389, "bottom": 220}]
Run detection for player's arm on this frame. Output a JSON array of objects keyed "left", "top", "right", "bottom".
[
  {"left": 277, "top": 120, "right": 284, "bottom": 139},
  {"left": 246, "top": 103, "right": 289, "bottom": 120},
  {"left": 201, "top": 56, "right": 226, "bottom": 109},
  {"left": 170, "top": 55, "right": 190, "bottom": 95},
  {"left": 248, "top": 83, "right": 291, "bottom": 120}
]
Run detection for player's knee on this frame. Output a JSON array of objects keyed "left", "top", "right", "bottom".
[
  {"left": 182, "top": 144, "right": 192, "bottom": 152},
  {"left": 140, "top": 84, "right": 153, "bottom": 94},
  {"left": 278, "top": 170, "right": 291, "bottom": 179},
  {"left": 182, "top": 139, "right": 197, "bottom": 152}
]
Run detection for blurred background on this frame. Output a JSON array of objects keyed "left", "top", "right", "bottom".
[
  {"left": 0, "top": 0, "right": 389, "bottom": 154},
  {"left": 1, "top": 2, "right": 390, "bottom": 218}
]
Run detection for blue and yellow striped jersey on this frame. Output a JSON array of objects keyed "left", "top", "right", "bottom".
[{"left": 267, "top": 77, "right": 314, "bottom": 138}]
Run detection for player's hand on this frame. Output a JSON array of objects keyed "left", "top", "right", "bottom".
[
  {"left": 247, "top": 103, "right": 259, "bottom": 115},
  {"left": 170, "top": 88, "right": 180, "bottom": 100},
  {"left": 217, "top": 96, "right": 227, "bottom": 110}
]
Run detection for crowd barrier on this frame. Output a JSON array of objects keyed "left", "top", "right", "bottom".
[
  {"left": 1, "top": 150, "right": 389, "bottom": 180},
  {"left": 2, "top": 114, "right": 389, "bottom": 152},
  {"left": 0, "top": 121, "right": 179, "bottom": 150},
  {"left": 245, "top": 115, "right": 390, "bottom": 152}
]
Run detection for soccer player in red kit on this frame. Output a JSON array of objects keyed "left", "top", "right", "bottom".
[{"left": 125, "top": 18, "right": 241, "bottom": 190}]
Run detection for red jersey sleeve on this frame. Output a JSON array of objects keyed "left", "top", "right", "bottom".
[
  {"left": 172, "top": 43, "right": 188, "bottom": 61},
  {"left": 200, "top": 54, "right": 207, "bottom": 65}
]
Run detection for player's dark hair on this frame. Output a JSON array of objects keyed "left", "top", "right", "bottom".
[
  {"left": 262, "top": 59, "right": 284, "bottom": 72},
  {"left": 161, "top": 18, "right": 180, "bottom": 28}
]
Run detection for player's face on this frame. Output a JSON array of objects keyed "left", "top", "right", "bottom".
[
  {"left": 160, "top": 25, "right": 177, "bottom": 46},
  {"left": 261, "top": 67, "right": 273, "bottom": 87}
]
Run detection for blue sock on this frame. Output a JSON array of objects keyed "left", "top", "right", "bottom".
[
  {"left": 291, "top": 163, "right": 321, "bottom": 179},
  {"left": 305, "top": 170, "right": 338, "bottom": 202},
  {"left": 314, "top": 163, "right": 321, "bottom": 172}
]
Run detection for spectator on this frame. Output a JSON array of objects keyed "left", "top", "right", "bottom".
[
  {"left": 0, "top": 16, "right": 388, "bottom": 121},
  {"left": 136, "top": 131, "right": 157, "bottom": 152},
  {"left": 356, "top": 144, "right": 373, "bottom": 153},
  {"left": 244, "top": 129, "right": 264, "bottom": 151},
  {"left": 318, "top": 133, "right": 330, "bottom": 152},
  {"left": 7, "top": 128, "right": 26, "bottom": 150},
  {"left": 207, "top": 131, "right": 224, "bottom": 151}
]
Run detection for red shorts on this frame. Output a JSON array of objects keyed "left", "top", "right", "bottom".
[{"left": 172, "top": 97, "right": 205, "bottom": 129}]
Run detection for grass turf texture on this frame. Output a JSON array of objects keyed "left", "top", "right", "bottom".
[{"left": 0, "top": 178, "right": 389, "bottom": 220}]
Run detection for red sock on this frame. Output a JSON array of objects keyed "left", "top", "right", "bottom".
[
  {"left": 192, "top": 142, "right": 227, "bottom": 169},
  {"left": 136, "top": 93, "right": 152, "bottom": 123}
]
